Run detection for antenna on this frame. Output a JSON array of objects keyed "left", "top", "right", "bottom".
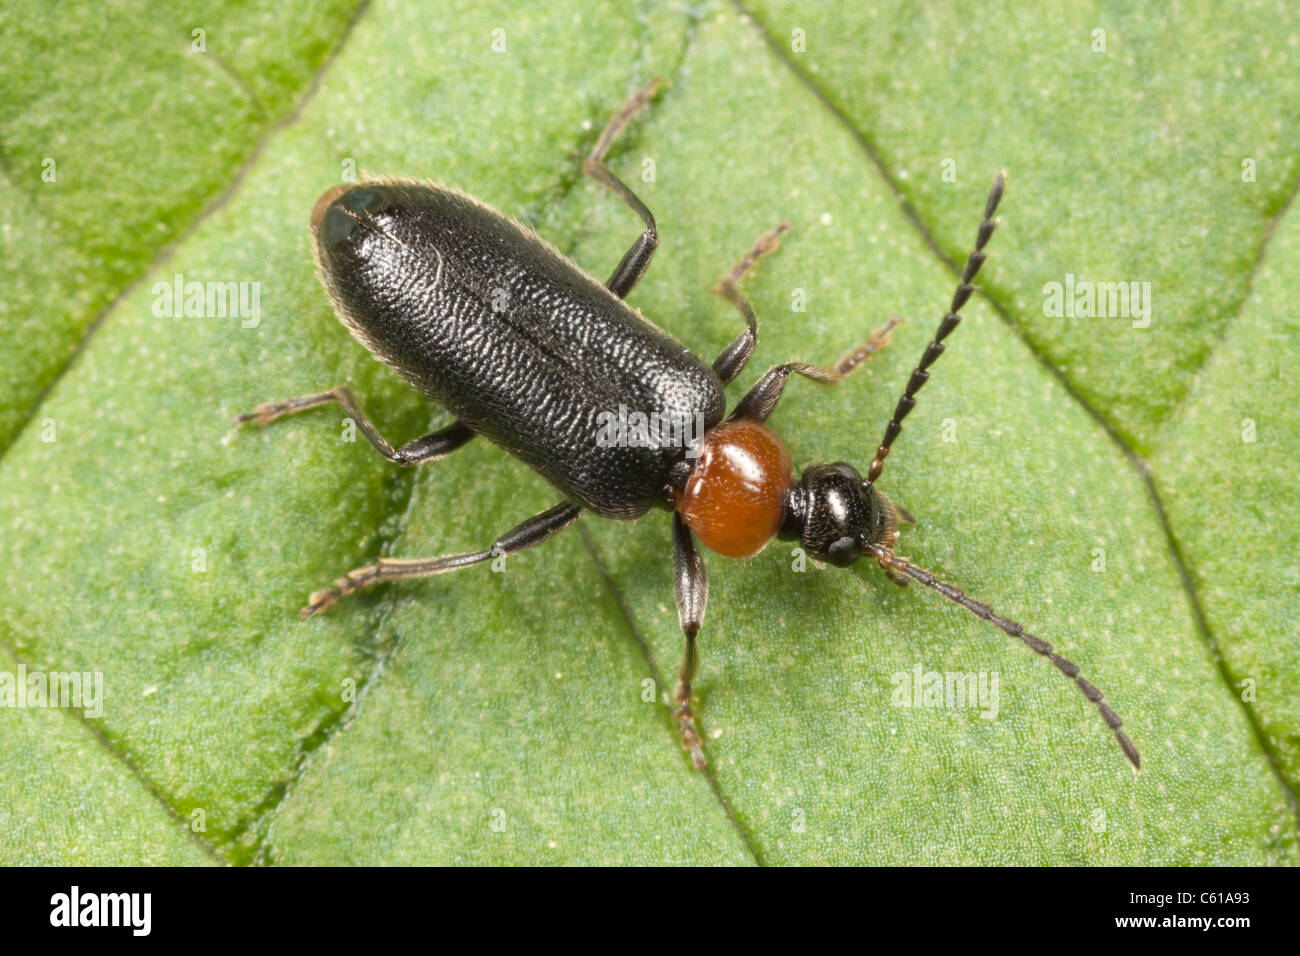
[
  {"left": 867, "top": 544, "right": 1140, "bottom": 769},
  {"left": 866, "top": 173, "right": 1005, "bottom": 485}
]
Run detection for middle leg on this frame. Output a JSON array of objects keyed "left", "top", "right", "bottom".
[
  {"left": 710, "top": 219, "right": 792, "bottom": 385},
  {"left": 302, "top": 501, "right": 582, "bottom": 617}
]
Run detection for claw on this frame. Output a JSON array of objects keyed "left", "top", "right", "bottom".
[
  {"left": 301, "top": 588, "right": 339, "bottom": 618},
  {"left": 673, "top": 695, "right": 708, "bottom": 770},
  {"left": 233, "top": 402, "right": 287, "bottom": 427},
  {"left": 301, "top": 565, "right": 378, "bottom": 619}
]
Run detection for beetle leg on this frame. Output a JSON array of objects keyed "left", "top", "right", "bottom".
[
  {"left": 582, "top": 77, "right": 664, "bottom": 298},
  {"left": 302, "top": 502, "right": 582, "bottom": 618},
  {"left": 234, "top": 385, "right": 475, "bottom": 466},
  {"left": 710, "top": 220, "right": 792, "bottom": 385},
  {"left": 671, "top": 512, "right": 708, "bottom": 769},
  {"left": 883, "top": 567, "right": 912, "bottom": 588},
  {"left": 727, "top": 317, "right": 901, "bottom": 424}
]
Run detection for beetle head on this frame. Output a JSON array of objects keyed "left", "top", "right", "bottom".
[{"left": 784, "top": 462, "right": 903, "bottom": 567}]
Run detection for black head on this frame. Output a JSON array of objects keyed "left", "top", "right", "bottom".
[{"left": 782, "top": 462, "right": 893, "bottom": 567}]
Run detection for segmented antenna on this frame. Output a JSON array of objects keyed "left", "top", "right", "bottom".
[
  {"left": 868, "top": 545, "right": 1140, "bottom": 769},
  {"left": 866, "top": 173, "right": 1005, "bottom": 485}
]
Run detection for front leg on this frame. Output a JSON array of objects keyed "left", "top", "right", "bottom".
[
  {"left": 671, "top": 512, "right": 708, "bottom": 769},
  {"left": 728, "top": 317, "right": 900, "bottom": 424}
]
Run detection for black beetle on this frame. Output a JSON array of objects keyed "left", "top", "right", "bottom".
[{"left": 237, "top": 79, "right": 1139, "bottom": 771}]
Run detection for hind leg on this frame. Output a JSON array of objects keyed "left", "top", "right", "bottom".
[
  {"left": 583, "top": 78, "right": 664, "bottom": 298},
  {"left": 234, "top": 385, "right": 475, "bottom": 466}
]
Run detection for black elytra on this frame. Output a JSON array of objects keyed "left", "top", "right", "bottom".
[
  {"left": 314, "top": 180, "right": 724, "bottom": 519},
  {"left": 237, "top": 78, "right": 1140, "bottom": 773}
]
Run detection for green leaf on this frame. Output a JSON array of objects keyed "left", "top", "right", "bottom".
[{"left": 1, "top": 0, "right": 1295, "bottom": 864}]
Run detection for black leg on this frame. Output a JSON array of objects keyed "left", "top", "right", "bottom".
[
  {"left": 671, "top": 512, "right": 708, "bottom": 769},
  {"left": 302, "top": 502, "right": 582, "bottom": 617},
  {"left": 728, "top": 317, "right": 900, "bottom": 424},
  {"left": 710, "top": 220, "right": 791, "bottom": 385},
  {"left": 234, "top": 385, "right": 475, "bottom": 466},
  {"left": 582, "top": 78, "right": 663, "bottom": 298}
]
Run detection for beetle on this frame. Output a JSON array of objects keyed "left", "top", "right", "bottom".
[{"left": 236, "top": 78, "right": 1139, "bottom": 771}]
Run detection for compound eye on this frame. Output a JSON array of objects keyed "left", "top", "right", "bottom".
[
  {"left": 826, "top": 535, "right": 861, "bottom": 567},
  {"left": 830, "top": 462, "right": 862, "bottom": 482}
]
